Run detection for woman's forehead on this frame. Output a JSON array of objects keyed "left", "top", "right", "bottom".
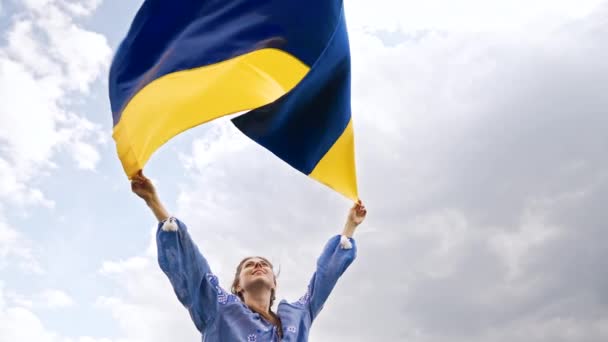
[{"left": 243, "top": 256, "right": 271, "bottom": 264}]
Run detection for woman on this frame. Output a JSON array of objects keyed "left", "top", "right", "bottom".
[{"left": 131, "top": 171, "right": 367, "bottom": 341}]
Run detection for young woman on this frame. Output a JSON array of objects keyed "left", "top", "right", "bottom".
[{"left": 131, "top": 171, "right": 367, "bottom": 341}]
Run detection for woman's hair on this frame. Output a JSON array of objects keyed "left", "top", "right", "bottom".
[
  {"left": 231, "top": 256, "right": 283, "bottom": 339},
  {"left": 230, "top": 256, "right": 278, "bottom": 307}
]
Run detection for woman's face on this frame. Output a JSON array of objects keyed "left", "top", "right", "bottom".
[{"left": 238, "top": 257, "right": 276, "bottom": 293}]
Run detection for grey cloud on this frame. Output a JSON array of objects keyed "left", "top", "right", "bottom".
[{"left": 316, "top": 4, "right": 607, "bottom": 341}]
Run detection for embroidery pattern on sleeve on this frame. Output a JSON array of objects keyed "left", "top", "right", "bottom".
[
  {"left": 206, "top": 273, "right": 237, "bottom": 305},
  {"left": 296, "top": 285, "right": 311, "bottom": 306}
]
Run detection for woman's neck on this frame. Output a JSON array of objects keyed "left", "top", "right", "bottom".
[
  {"left": 244, "top": 290, "right": 283, "bottom": 338},
  {"left": 243, "top": 290, "right": 272, "bottom": 316}
]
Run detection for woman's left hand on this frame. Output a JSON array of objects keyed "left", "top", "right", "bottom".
[{"left": 347, "top": 200, "right": 367, "bottom": 227}]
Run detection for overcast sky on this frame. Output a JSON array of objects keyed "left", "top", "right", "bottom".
[{"left": 0, "top": 0, "right": 607, "bottom": 341}]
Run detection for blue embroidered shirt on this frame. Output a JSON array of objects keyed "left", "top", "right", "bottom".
[{"left": 156, "top": 218, "right": 357, "bottom": 342}]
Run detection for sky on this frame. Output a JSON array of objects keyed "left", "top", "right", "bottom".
[{"left": 0, "top": 0, "right": 607, "bottom": 341}]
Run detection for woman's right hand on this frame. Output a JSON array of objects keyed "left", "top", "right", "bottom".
[{"left": 131, "top": 170, "right": 157, "bottom": 203}]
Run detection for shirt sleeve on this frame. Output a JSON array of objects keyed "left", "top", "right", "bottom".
[
  {"left": 156, "top": 217, "right": 226, "bottom": 332},
  {"left": 296, "top": 234, "right": 357, "bottom": 321}
]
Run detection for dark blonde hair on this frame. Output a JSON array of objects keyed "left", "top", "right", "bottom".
[{"left": 231, "top": 256, "right": 283, "bottom": 339}]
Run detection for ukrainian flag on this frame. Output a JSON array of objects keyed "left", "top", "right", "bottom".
[{"left": 109, "top": 0, "right": 358, "bottom": 201}]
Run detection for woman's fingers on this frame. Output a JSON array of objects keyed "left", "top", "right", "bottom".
[{"left": 356, "top": 204, "right": 367, "bottom": 217}]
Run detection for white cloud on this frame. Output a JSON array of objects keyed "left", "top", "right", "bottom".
[
  {"left": 39, "top": 289, "right": 75, "bottom": 309},
  {"left": 0, "top": 0, "right": 110, "bottom": 284},
  {"left": 97, "top": 256, "right": 200, "bottom": 342},
  {"left": 22, "top": 0, "right": 103, "bottom": 17},
  {"left": 5, "top": 19, "right": 60, "bottom": 78},
  {"left": 38, "top": 4, "right": 110, "bottom": 92},
  {"left": 100, "top": 257, "right": 149, "bottom": 276},
  {"left": 0, "top": 306, "right": 59, "bottom": 342},
  {"left": 0, "top": 56, "right": 63, "bottom": 173},
  {"left": 59, "top": 0, "right": 104, "bottom": 17},
  {"left": 0, "top": 283, "right": 131, "bottom": 342},
  {"left": 0, "top": 0, "right": 111, "bottom": 209},
  {"left": 346, "top": 0, "right": 606, "bottom": 33},
  {"left": 6, "top": 289, "right": 74, "bottom": 309},
  {"left": 22, "top": 0, "right": 53, "bottom": 11},
  {"left": 0, "top": 213, "right": 43, "bottom": 274},
  {"left": 0, "top": 0, "right": 113, "bottom": 336}
]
